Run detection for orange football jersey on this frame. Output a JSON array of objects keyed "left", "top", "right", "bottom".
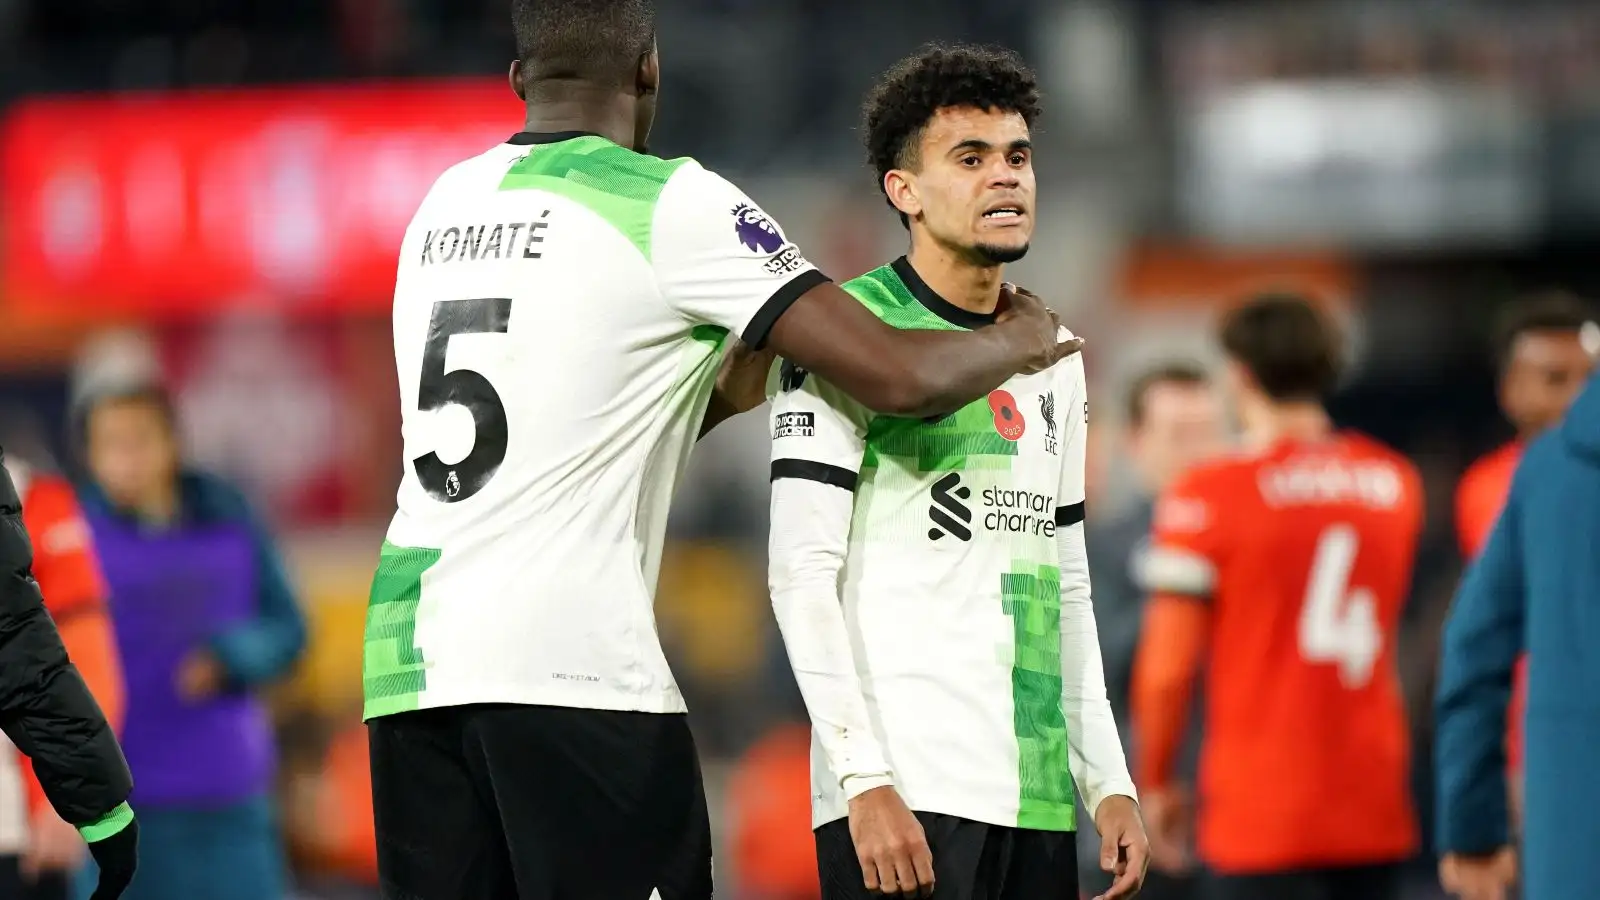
[
  {"left": 1145, "top": 432, "right": 1423, "bottom": 872},
  {"left": 1456, "top": 442, "right": 1521, "bottom": 559},
  {"left": 1455, "top": 442, "right": 1528, "bottom": 773}
]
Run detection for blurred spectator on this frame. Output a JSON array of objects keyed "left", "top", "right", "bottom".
[
  {"left": 72, "top": 383, "right": 306, "bottom": 900},
  {"left": 1453, "top": 292, "right": 1597, "bottom": 832},
  {"left": 725, "top": 721, "right": 819, "bottom": 900},
  {"left": 1436, "top": 369, "right": 1600, "bottom": 900},
  {"left": 1076, "top": 362, "right": 1225, "bottom": 900},
  {"left": 0, "top": 455, "right": 123, "bottom": 900}
]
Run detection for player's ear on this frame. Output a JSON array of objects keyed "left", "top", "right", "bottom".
[
  {"left": 509, "top": 60, "right": 526, "bottom": 102},
  {"left": 883, "top": 170, "right": 922, "bottom": 221},
  {"left": 636, "top": 41, "right": 660, "bottom": 97}
]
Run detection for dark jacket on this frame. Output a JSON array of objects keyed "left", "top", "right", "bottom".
[
  {"left": 1435, "top": 371, "right": 1600, "bottom": 899},
  {"left": 0, "top": 448, "right": 132, "bottom": 825}
]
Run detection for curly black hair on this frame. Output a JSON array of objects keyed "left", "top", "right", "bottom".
[{"left": 862, "top": 44, "right": 1042, "bottom": 227}]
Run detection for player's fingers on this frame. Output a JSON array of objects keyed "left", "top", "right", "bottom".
[
  {"left": 1056, "top": 336, "right": 1086, "bottom": 360},
  {"left": 1122, "top": 832, "right": 1150, "bottom": 883},
  {"left": 910, "top": 839, "right": 936, "bottom": 898},
  {"left": 1099, "top": 865, "right": 1144, "bottom": 900},
  {"left": 1100, "top": 825, "right": 1122, "bottom": 872},
  {"left": 885, "top": 851, "right": 917, "bottom": 899},
  {"left": 858, "top": 851, "right": 883, "bottom": 894}
]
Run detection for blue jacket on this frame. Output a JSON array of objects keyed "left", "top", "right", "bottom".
[{"left": 1435, "top": 372, "right": 1600, "bottom": 898}]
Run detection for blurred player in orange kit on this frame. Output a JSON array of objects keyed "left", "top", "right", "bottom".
[
  {"left": 0, "top": 457, "right": 125, "bottom": 900},
  {"left": 1455, "top": 293, "right": 1597, "bottom": 828},
  {"left": 1132, "top": 294, "right": 1424, "bottom": 900}
]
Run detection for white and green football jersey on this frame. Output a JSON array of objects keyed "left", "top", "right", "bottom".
[
  {"left": 364, "top": 132, "right": 825, "bottom": 720},
  {"left": 768, "top": 258, "right": 1131, "bottom": 832}
]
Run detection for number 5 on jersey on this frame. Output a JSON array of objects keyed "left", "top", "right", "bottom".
[
  {"left": 413, "top": 298, "right": 513, "bottom": 503},
  {"left": 1298, "top": 523, "right": 1381, "bottom": 689}
]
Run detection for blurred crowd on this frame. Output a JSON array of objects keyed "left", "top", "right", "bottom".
[{"left": 1, "top": 0, "right": 1599, "bottom": 898}]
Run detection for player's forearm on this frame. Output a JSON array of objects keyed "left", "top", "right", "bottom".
[
  {"left": 1057, "top": 522, "right": 1137, "bottom": 815},
  {"left": 764, "top": 282, "right": 1039, "bottom": 418},
  {"left": 887, "top": 322, "right": 1042, "bottom": 419},
  {"left": 768, "top": 480, "right": 893, "bottom": 793},
  {"left": 1130, "top": 595, "right": 1207, "bottom": 790}
]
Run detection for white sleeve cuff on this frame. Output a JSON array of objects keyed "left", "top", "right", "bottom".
[{"left": 841, "top": 772, "right": 897, "bottom": 801}]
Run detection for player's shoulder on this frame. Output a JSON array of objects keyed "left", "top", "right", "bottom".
[
  {"left": 1166, "top": 449, "right": 1262, "bottom": 499},
  {"left": 1338, "top": 430, "right": 1423, "bottom": 484},
  {"left": 501, "top": 139, "right": 692, "bottom": 211},
  {"left": 1151, "top": 457, "right": 1253, "bottom": 540},
  {"left": 838, "top": 264, "right": 918, "bottom": 323},
  {"left": 653, "top": 155, "right": 738, "bottom": 201},
  {"left": 1461, "top": 440, "right": 1522, "bottom": 487},
  {"left": 20, "top": 470, "right": 80, "bottom": 518}
]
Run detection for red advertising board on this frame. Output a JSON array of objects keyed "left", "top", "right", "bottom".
[{"left": 0, "top": 79, "right": 521, "bottom": 317}]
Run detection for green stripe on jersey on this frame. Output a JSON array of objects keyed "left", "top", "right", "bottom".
[
  {"left": 845, "top": 266, "right": 966, "bottom": 332},
  {"left": 1003, "top": 562, "right": 1074, "bottom": 831},
  {"left": 363, "top": 541, "right": 442, "bottom": 720},
  {"left": 863, "top": 402, "right": 1020, "bottom": 472},
  {"left": 498, "top": 135, "right": 686, "bottom": 261},
  {"left": 845, "top": 265, "right": 1020, "bottom": 473}
]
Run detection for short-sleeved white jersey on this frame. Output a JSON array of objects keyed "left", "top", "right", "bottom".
[
  {"left": 768, "top": 259, "right": 1092, "bottom": 830},
  {"left": 364, "top": 132, "right": 825, "bottom": 720}
]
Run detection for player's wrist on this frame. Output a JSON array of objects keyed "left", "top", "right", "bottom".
[{"left": 841, "top": 772, "right": 895, "bottom": 801}]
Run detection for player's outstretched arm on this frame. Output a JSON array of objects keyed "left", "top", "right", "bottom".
[
  {"left": 766, "top": 281, "right": 1079, "bottom": 419},
  {"left": 652, "top": 164, "right": 1075, "bottom": 421},
  {"left": 0, "top": 451, "right": 139, "bottom": 898}
]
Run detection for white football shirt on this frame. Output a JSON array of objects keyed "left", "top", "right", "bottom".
[
  {"left": 364, "top": 132, "right": 825, "bottom": 719},
  {"left": 766, "top": 260, "right": 1134, "bottom": 831}
]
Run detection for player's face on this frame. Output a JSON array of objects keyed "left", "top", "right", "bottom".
[
  {"left": 86, "top": 399, "right": 180, "bottom": 510},
  {"left": 1501, "top": 330, "right": 1596, "bottom": 436},
  {"left": 895, "top": 106, "right": 1034, "bottom": 265},
  {"left": 1131, "top": 382, "right": 1228, "bottom": 492}
]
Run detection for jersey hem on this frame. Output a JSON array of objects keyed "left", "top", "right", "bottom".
[
  {"left": 812, "top": 794, "right": 1076, "bottom": 833},
  {"left": 363, "top": 683, "right": 688, "bottom": 721}
]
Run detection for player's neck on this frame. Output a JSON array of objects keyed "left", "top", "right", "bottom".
[
  {"left": 905, "top": 244, "right": 1003, "bottom": 316},
  {"left": 1245, "top": 401, "right": 1332, "bottom": 449},
  {"left": 521, "top": 88, "right": 637, "bottom": 150}
]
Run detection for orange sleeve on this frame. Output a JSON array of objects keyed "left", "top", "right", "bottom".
[
  {"left": 20, "top": 477, "right": 124, "bottom": 818},
  {"left": 1132, "top": 595, "right": 1210, "bottom": 791},
  {"left": 22, "top": 477, "right": 108, "bottom": 620},
  {"left": 1455, "top": 453, "right": 1513, "bottom": 560}
]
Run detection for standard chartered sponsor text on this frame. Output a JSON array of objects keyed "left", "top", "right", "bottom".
[{"left": 981, "top": 486, "right": 1056, "bottom": 537}]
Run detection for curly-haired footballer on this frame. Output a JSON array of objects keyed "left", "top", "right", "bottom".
[{"left": 764, "top": 44, "right": 1147, "bottom": 900}]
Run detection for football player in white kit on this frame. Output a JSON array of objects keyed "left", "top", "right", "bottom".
[
  {"left": 766, "top": 46, "right": 1148, "bottom": 900},
  {"left": 362, "top": 2, "right": 1082, "bottom": 898}
]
